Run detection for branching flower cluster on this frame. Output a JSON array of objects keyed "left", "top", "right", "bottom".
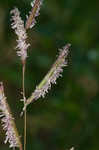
[{"left": 0, "top": 0, "right": 71, "bottom": 150}]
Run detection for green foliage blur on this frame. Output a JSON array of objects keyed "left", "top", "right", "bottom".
[{"left": 0, "top": 0, "right": 99, "bottom": 150}]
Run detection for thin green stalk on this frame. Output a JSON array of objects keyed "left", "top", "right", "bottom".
[{"left": 22, "top": 64, "right": 27, "bottom": 150}]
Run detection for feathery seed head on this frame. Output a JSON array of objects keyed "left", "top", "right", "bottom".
[
  {"left": 23, "top": 44, "right": 71, "bottom": 110},
  {"left": 11, "top": 8, "right": 30, "bottom": 64},
  {"left": 25, "top": 0, "right": 43, "bottom": 29},
  {"left": 0, "top": 82, "right": 22, "bottom": 149},
  {"left": 33, "top": 44, "right": 70, "bottom": 99}
]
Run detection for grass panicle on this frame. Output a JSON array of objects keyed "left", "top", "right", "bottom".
[
  {"left": 23, "top": 44, "right": 71, "bottom": 111},
  {"left": 0, "top": 82, "right": 22, "bottom": 150},
  {"left": 11, "top": 8, "right": 30, "bottom": 65},
  {"left": 25, "top": 0, "right": 43, "bottom": 29}
]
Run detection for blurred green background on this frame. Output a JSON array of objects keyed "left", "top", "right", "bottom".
[{"left": 0, "top": 0, "right": 99, "bottom": 150}]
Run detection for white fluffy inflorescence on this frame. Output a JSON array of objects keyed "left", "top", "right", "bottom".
[
  {"left": 11, "top": 8, "right": 30, "bottom": 64},
  {"left": 33, "top": 44, "right": 70, "bottom": 99},
  {"left": 0, "top": 82, "right": 22, "bottom": 149},
  {"left": 25, "top": 0, "right": 43, "bottom": 29},
  {"left": 23, "top": 44, "right": 71, "bottom": 110}
]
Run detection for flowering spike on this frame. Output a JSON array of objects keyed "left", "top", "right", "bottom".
[
  {"left": 0, "top": 82, "right": 22, "bottom": 149},
  {"left": 25, "top": 0, "right": 43, "bottom": 29},
  {"left": 10, "top": 8, "right": 30, "bottom": 65},
  {"left": 23, "top": 44, "right": 71, "bottom": 111}
]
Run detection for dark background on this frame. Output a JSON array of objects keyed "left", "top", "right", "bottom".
[{"left": 0, "top": 0, "right": 99, "bottom": 150}]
